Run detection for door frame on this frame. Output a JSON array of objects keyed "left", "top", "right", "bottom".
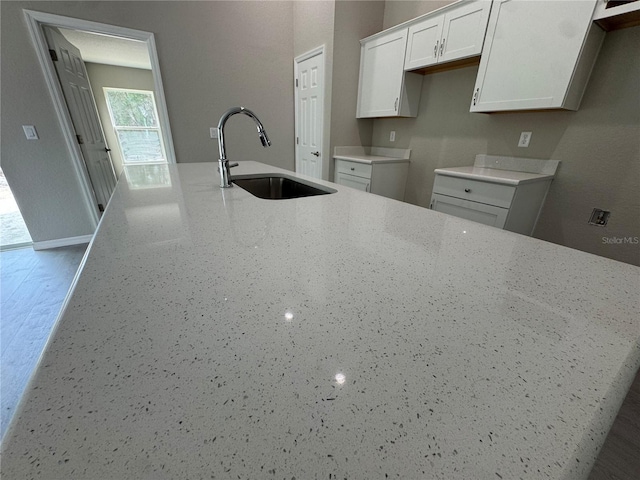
[
  {"left": 294, "top": 45, "right": 325, "bottom": 179},
  {"left": 23, "top": 9, "right": 176, "bottom": 227}
]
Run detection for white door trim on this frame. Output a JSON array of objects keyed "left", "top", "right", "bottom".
[
  {"left": 23, "top": 9, "right": 177, "bottom": 227},
  {"left": 294, "top": 45, "right": 325, "bottom": 178}
]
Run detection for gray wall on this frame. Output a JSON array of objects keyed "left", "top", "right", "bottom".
[
  {"left": 292, "top": 0, "right": 384, "bottom": 181},
  {"left": 85, "top": 63, "right": 155, "bottom": 177},
  {"left": 329, "top": 1, "right": 384, "bottom": 179},
  {"left": 370, "top": 14, "right": 640, "bottom": 265},
  {"left": 1, "top": 1, "right": 295, "bottom": 243},
  {"left": 382, "top": 0, "right": 454, "bottom": 29},
  {"left": 293, "top": 0, "right": 335, "bottom": 181}
]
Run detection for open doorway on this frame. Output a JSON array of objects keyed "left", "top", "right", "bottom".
[
  {"left": 0, "top": 168, "right": 32, "bottom": 250},
  {"left": 24, "top": 10, "right": 176, "bottom": 225}
]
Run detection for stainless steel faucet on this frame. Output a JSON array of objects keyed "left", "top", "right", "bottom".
[{"left": 216, "top": 107, "right": 271, "bottom": 188}]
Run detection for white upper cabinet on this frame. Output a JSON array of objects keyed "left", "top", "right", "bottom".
[
  {"left": 357, "top": 28, "right": 423, "bottom": 118},
  {"left": 404, "top": 16, "right": 443, "bottom": 70},
  {"left": 470, "top": 0, "right": 605, "bottom": 112},
  {"left": 405, "top": 0, "right": 492, "bottom": 70}
]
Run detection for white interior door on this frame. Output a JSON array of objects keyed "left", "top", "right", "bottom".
[
  {"left": 45, "top": 27, "right": 117, "bottom": 212},
  {"left": 295, "top": 50, "right": 324, "bottom": 180}
]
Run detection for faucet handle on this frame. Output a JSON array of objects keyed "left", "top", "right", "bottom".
[{"left": 217, "top": 162, "right": 239, "bottom": 173}]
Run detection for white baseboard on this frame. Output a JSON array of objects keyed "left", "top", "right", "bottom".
[{"left": 32, "top": 234, "right": 93, "bottom": 251}]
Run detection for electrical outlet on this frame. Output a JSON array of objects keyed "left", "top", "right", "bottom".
[
  {"left": 588, "top": 208, "right": 610, "bottom": 226},
  {"left": 210, "top": 127, "right": 218, "bottom": 139},
  {"left": 518, "top": 131, "right": 532, "bottom": 147},
  {"left": 390, "top": 131, "right": 396, "bottom": 142}
]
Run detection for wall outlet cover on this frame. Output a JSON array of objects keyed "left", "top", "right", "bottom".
[
  {"left": 210, "top": 127, "right": 218, "bottom": 139},
  {"left": 518, "top": 131, "right": 532, "bottom": 147}
]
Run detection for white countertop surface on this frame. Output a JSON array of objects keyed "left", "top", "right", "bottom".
[
  {"left": 435, "top": 166, "right": 555, "bottom": 185},
  {"left": 333, "top": 146, "right": 411, "bottom": 165},
  {"left": 2, "top": 162, "right": 638, "bottom": 479},
  {"left": 334, "top": 154, "right": 410, "bottom": 164}
]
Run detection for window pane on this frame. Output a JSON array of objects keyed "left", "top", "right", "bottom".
[
  {"left": 106, "top": 90, "right": 158, "bottom": 127},
  {"left": 117, "top": 129, "right": 164, "bottom": 163}
]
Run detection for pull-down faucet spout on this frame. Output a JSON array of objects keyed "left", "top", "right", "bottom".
[{"left": 217, "top": 107, "right": 271, "bottom": 188}]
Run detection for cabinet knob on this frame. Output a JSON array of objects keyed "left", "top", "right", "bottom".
[
  {"left": 311, "top": 151, "right": 320, "bottom": 157},
  {"left": 464, "top": 188, "right": 471, "bottom": 193},
  {"left": 472, "top": 88, "right": 479, "bottom": 106},
  {"left": 350, "top": 167, "right": 355, "bottom": 171}
]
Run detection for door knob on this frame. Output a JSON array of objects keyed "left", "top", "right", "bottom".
[
  {"left": 311, "top": 151, "right": 320, "bottom": 157},
  {"left": 104, "top": 147, "right": 112, "bottom": 152}
]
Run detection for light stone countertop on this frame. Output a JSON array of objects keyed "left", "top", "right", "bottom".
[
  {"left": 334, "top": 146, "right": 411, "bottom": 164},
  {"left": 2, "top": 161, "right": 639, "bottom": 479},
  {"left": 334, "top": 154, "right": 410, "bottom": 164},
  {"left": 434, "top": 166, "right": 554, "bottom": 185}
]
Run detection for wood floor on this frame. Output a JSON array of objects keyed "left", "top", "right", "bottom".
[
  {"left": 1, "top": 244, "right": 87, "bottom": 439},
  {"left": 589, "top": 369, "right": 640, "bottom": 480},
  {"left": 0, "top": 244, "right": 638, "bottom": 478}
]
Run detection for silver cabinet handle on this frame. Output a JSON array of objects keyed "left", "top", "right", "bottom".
[
  {"left": 472, "top": 87, "right": 479, "bottom": 106},
  {"left": 394, "top": 97, "right": 398, "bottom": 111},
  {"left": 311, "top": 151, "right": 320, "bottom": 157},
  {"left": 464, "top": 188, "right": 471, "bottom": 193},
  {"left": 440, "top": 38, "right": 445, "bottom": 55},
  {"left": 434, "top": 40, "right": 439, "bottom": 57}
]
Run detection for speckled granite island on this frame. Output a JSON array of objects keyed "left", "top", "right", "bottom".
[{"left": 2, "top": 162, "right": 638, "bottom": 479}]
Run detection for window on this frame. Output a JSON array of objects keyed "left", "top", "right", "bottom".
[{"left": 104, "top": 88, "right": 167, "bottom": 165}]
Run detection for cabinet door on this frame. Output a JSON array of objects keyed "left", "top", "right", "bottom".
[
  {"left": 357, "top": 29, "right": 409, "bottom": 118},
  {"left": 404, "top": 16, "right": 443, "bottom": 70},
  {"left": 431, "top": 193, "right": 508, "bottom": 229},
  {"left": 470, "top": 0, "right": 598, "bottom": 112},
  {"left": 439, "top": 0, "right": 492, "bottom": 64},
  {"left": 336, "top": 172, "right": 370, "bottom": 192}
]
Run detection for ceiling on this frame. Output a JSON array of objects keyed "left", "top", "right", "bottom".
[{"left": 58, "top": 28, "right": 152, "bottom": 70}]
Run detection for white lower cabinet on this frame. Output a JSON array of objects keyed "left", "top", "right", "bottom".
[
  {"left": 335, "top": 172, "right": 371, "bottom": 193},
  {"left": 430, "top": 172, "right": 553, "bottom": 236},
  {"left": 431, "top": 193, "right": 508, "bottom": 229},
  {"left": 334, "top": 159, "right": 409, "bottom": 201}
]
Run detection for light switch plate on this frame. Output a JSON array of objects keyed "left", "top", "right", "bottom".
[
  {"left": 390, "top": 131, "right": 396, "bottom": 142},
  {"left": 23, "top": 125, "right": 39, "bottom": 140}
]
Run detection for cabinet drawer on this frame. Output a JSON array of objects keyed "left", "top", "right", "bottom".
[
  {"left": 433, "top": 174, "right": 515, "bottom": 208},
  {"left": 431, "top": 193, "right": 508, "bottom": 228},
  {"left": 335, "top": 160, "right": 372, "bottom": 179}
]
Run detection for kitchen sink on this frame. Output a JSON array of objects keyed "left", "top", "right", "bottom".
[{"left": 232, "top": 174, "right": 336, "bottom": 199}]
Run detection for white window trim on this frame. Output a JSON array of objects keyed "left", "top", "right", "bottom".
[{"left": 104, "top": 87, "right": 168, "bottom": 165}]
